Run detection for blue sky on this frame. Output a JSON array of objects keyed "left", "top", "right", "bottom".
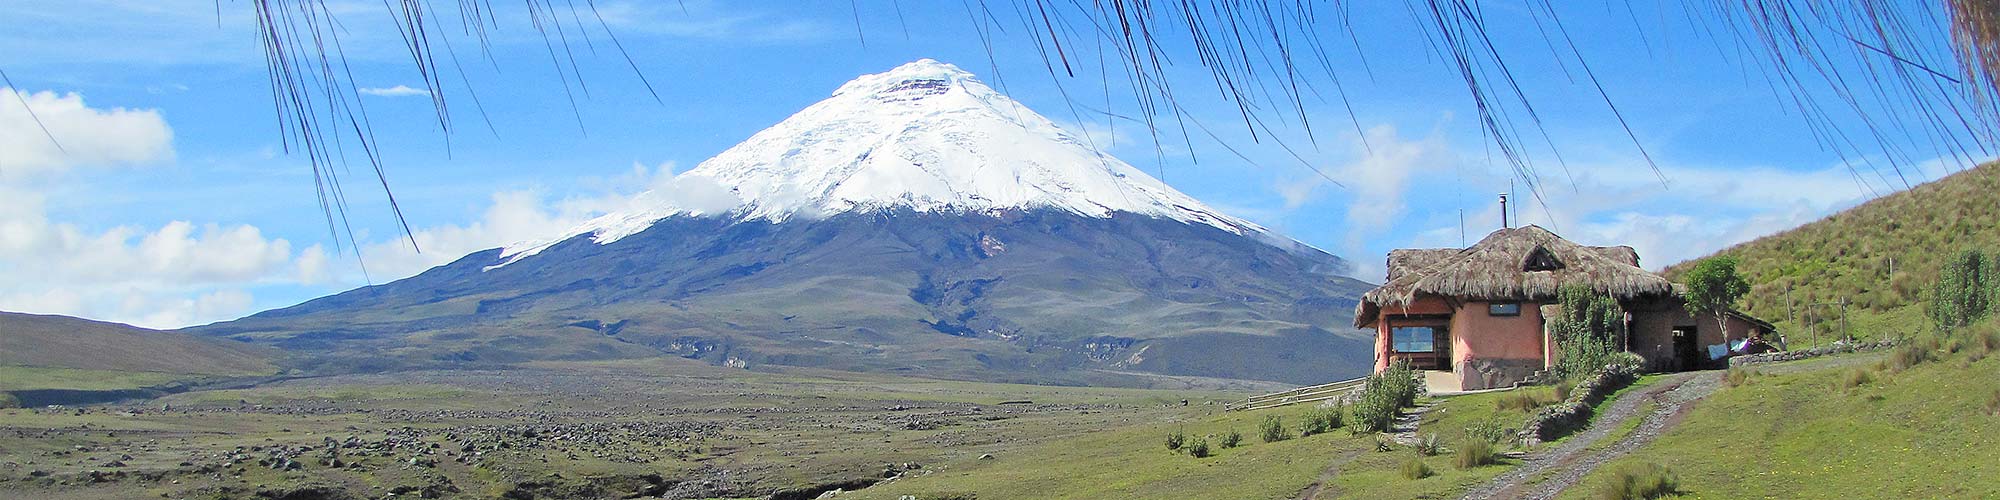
[{"left": 0, "top": 1, "right": 1970, "bottom": 328}]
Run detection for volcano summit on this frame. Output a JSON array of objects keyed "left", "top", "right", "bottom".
[{"left": 191, "top": 60, "right": 1376, "bottom": 387}]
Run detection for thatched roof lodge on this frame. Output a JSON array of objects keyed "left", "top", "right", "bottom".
[{"left": 1354, "top": 225, "right": 1772, "bottom": 392}]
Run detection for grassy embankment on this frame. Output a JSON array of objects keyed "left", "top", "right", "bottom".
[{"left": 1563, "top": 323, "right": 2000, "bottom": 499}]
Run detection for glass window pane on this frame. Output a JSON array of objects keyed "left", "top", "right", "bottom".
[
  {"left": 1392, "top": 326, "right": 1435, "bottom": 353},
  {"left": 1489, "top": 302, "right": 1521, "bottom": 316}
]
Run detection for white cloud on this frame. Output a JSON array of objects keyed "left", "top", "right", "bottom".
[
  {"left": 358, "top": 85, "right": 430, "bottom": 97},
  {"left": 0, "top": 87, "right": 300, "bottom": 328},
  {"left": 1395, "top": 158, "right": 1944, "bottom": 273},
  {"left": 0, "top": 181, "right": 300, "bottom": 328},
  {"left": 345, "top": 162, "right": 741, "bottom": 281},
  {"left": 1, "top": 88, "right": 173, "bottom": 177}
]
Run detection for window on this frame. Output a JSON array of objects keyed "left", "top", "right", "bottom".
[
  {"left": 1489, "top": 302, "right": 1521, "bottom": 316},
  {"left": 1524, "top": 245, "right": 1564, "bottom": 271},
  {"left": 1392, "top": 326, "right": 1436, "bottom": 353}
]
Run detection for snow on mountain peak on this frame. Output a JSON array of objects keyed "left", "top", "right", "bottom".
[{"left": 496, "top": 59, "right": 1265, "bottom": 265}]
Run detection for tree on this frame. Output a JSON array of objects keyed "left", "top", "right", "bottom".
[
  {"left": 1682, "top": 257, "right": 1751, "bottom": 344},
  {"left": 1929, "top": 250, "right": 1992, "bottom": 334}
]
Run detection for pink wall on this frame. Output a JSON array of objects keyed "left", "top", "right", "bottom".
[{"left": 1373, "top": 295, "right": 1550, "bottom": 391}]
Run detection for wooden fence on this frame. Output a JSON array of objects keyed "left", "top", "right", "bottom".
[{"left": 1223, "top": 376, "right": 1369, "bottom": 412}]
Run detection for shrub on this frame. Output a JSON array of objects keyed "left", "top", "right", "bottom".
[
  {"left": 1352, "top": 361, "right": 1420, "bottom": 433},
  {"left": 1886, "top": 339, "right": 1936, "bottom": 373},
  {"left": 1454, "top": 438, "right": 1496, "bottom": 469},
  {"left": 1495, "top": 391, "right": 1553, "bottom": 412},
  {"left": 1553, "top": 381, "right": 1574, "bottom": 401},
  {"left": 1551, "top": 285, "right": 1628, "bottom": 380},
  {"left": 1374, "top": 437, "right": 1394, "bottom": 453},
  {"left": 1301, "top": 405, "right": 1343, "bottom": 436},
  {"left": 0, "top": 393, "right": 17, "bottom": 409},
  {"left": 1985, "top": 390, "right": 2000, "bottom": 416},
  {"left": 1165, "top": 429, "right": 1185, "bottom": 451},
  {"left": 1723, "top": 367, "right": 1753, "bottom": 388},
  {"left": 1414, "top": 433, "right": 1443, "bottom": 456},
  {"left": 1220, "top": 428, "right": 1242, "bottom": 448},
  {"left": 1259, "top": 416, "right": 1289, "bottom": 443},
  {"left": 1398, "top": 455, "right": 1433, "bottom": 480},
  {"left": 1595, "top": 462, "right": 1679, "bottom": 500},
  {"left": 1464, "top": 418, "right": 1511, "bottom": 445},
  {"left": 1929, "top": 250, "right": 1992, "bottom": 334},
  {"left": 1186, "top": 437, "right": 1212, "bottom": 458},
  {"left": 1841, "top": 368, "right": 1873, "bottom": 390}
]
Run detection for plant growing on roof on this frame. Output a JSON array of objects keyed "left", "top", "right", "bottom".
[{"left": 1682, "top": 257, "right": 1751, "bottom": 344}]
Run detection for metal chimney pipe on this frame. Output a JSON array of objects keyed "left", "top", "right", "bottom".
[{"left": 1499, "top": 193, "right": 1509, "bottom": 229}]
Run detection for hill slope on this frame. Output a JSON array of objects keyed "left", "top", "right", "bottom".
[
  {"left": 187, "top": 60, "right": 1376, "bottom": 387},
  {"left": 0, "top": 311, "right": 275, "bottom": 375},
  {"left": 1665, "top": 162, "right": 2000, "bottom": 340}
]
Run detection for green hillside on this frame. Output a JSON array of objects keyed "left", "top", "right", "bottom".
[{"left": 1665, "top": 162, "right": 2000, "bottom": 345}]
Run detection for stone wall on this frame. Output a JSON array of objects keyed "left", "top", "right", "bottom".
[{"left": 1727, "top": 340, "right": 1898, "bottom": 367}]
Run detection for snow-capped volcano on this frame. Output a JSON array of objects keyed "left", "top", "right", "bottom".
[
  {"left": 502, "top": 59, "right": 1260, "bottom": 263},
  {"left": 194, "top": 59, "right": 1376, "bottom": 388}
]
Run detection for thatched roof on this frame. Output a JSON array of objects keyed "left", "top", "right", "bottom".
[{"left": 1354, "top": 225, "right": 1674, "bottom": 328}]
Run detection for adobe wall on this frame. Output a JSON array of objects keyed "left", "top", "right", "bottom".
[
  {"left": 1626, "top": 298, "right": 1770, "bottom": 371},
  {"left": 1451, "top": 300, "right": 1547, "bottom": 390}
]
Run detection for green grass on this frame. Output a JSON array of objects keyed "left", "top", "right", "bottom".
[
  {"left": 0, "top": 365, "right": 192, "bottom": 391},
  {"left": 1560, "top": 347, "right": 2000, "bottom": 499},
  {"left": 847, "top": 403, "right": 1370, "bottom": 500}
]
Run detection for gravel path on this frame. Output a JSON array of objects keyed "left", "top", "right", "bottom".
[{"left": 1460, "top": 370, "right": 1722, "bottom": 500}]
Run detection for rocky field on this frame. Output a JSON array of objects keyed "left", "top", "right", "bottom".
[{"left": 0, "top": 357, "right": 1226, "bottom": 500}]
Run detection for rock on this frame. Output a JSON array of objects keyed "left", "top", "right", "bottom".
[{"left": 977, "top": 454, "right": 994, "bottom": 460}]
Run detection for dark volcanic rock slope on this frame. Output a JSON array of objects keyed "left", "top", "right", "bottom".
[{"left": 196, "top": 211, "right": 1372, "bottom": 386}]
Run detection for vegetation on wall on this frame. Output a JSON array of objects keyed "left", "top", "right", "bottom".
[{"left": 1549, "top": 285, "right": 1627, "bottom": 380}]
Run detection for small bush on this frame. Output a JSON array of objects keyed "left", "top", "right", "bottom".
[
  {"left": 1841, "top": 368, "right": 1874, "bottom": 390},
  {"left": 1186, "top": 437, "right": 1212, "bottom": 458},
  {"left": 1414, "top": 433, "right": 1443, "bottom": 456},
  {"left": 1454, "top": 438, "right": 1496, "bottom": 469},
  {"left": 1351, "top": 361, "right": 1419, "bottom": 433},
  {"left": 1398, "top": 455, "right": 1433, "bottom": 480},
  {"left": 0, "top": 393, "right": 18, "bottom": 409},
  {"left": 1723, "top": 367, "right": 1753, "bottom": 388},
  {"left": 1374, "top": 437, "right": 1394, "bottom": 453},
  {"left": 1301, "top": 405, "right": 1343, "bottom": 436},
  {"left": 1985, "top": 390, "right": 2000, "bottom": 416},
  {"left": 1886, "top": 341, "right": 1935, "bottom": 373},
  {"left": 1220, "top": 428, "right": 1242, "bottom": 448},
  {"left": 1495, "top": 390, "right": 1556, "bottom": 412},
  {"left": 1464, "top": 418, "right": 1511, "bottom": 445},
  {"left": 1165, "top": 429, "right": 1185, "bottom": 451},
  {"left": 1553, "top": 381, "right": 1574, "bottom": 402},
  {"left": 1595, "top": 462, "right": 1679, "bottom": 500},
  {"left": 1260, "top": 415, "right": 1289, "bottom": 443}
]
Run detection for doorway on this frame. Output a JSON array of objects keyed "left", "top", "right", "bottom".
[{"left": 1671, "top": 326, "right": 1700, "bottom": 371}]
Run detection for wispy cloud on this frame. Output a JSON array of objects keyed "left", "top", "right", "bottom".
[{"left": 358, "top": 85, "right": 430, "bottom": 97}]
